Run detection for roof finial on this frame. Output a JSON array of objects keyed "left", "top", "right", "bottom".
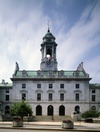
[{"left": 48, "top": 20, "right": 50, "bottom": 32}]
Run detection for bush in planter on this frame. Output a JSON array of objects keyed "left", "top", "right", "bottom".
[
  {"left": 13, "top": 117, "right": 23, "bottom": 127},
  {"left": 13, "top": 117, "right": 22, "bottom": 121},
  {"left": 63, "top": 120, "right": 73, "bottom": 123},
  {"left": 62, "top": 120, "right": 74, "bottom": 129},
  {"left": 11, "top": 101, "right": 33, "bottom": 120}
]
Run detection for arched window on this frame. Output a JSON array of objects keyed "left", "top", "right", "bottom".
[
  {"left": 46, "top": 48, "right": 52, "bottom": 57},
  {"left": 75, "top": 106, "right": 80, "bottom": 114},
  {"left": 36, "top": 105, "right": 42, "bottom": 115},
  {"left": 47, "top": 105, "right": 53, "bottom": 116},
  {"left": 20, "top": 90, "right": 28, "bottom": 101},
  {"left": 74, "top": 90, "right": 82, "bottom": 101},
  {"left": 5, "top": 106, "right": 10, "bottom": 115},
  {"left": 91, "top": 106, "right": 96, "bottom": 110},
  {"left": 59, "top": 105, "right": 65, "bottom": 115}
]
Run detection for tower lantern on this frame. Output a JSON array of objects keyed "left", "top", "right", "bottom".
[{"left": 40, "top": 29, "right": 58, "bottom": 71}]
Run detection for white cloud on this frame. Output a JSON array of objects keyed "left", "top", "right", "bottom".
[
  {"left": 0, "top": 0, "right": 100, "bottom": 84},
  {"left": 85, "top": 55, "right": 100, "bottom": 83},
  {"left": 0, "top": 0, "right": 47, "bottom": 82},
  {"left": 57, "top": 1, "right": 100, "bottom": 83}
]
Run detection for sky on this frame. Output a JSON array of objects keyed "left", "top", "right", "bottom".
[{"left": 0, "top": 0, "right": 100, "bottom": 83}]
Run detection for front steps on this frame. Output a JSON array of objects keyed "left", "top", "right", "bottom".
[
  {"left": 3, "top": 115, "right": 71, "bottom": 122},
  {"left": 32, "top": 116, "right": 71, "bottom": 122}
]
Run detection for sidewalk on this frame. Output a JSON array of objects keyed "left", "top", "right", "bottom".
[{"left": 0, "top": 121, "right": 100, "bottom": 131}]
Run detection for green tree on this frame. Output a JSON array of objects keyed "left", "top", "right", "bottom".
[
  {"left": 11, "top": 101, "right": 33, "bottom": 120},
  {"left": 81, "top": 110, "right": 100, "bottom": 118}
]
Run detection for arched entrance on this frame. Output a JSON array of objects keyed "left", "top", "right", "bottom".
[
  {"left": 75, "top": 106, "right": 80, "bottom": 114},
  {"left": 91, "top": 106, "right": 96, "bottom": 110},
  {"left": 47, "top": 105, "right": 53, "bottom": 116},
  {"left": 5, "top": 106, "right": 10, "bottom": 115},
  {"left": 36, "top": 105, "right": 42, "bottom": 115},
  {"left": 59, "top": 105, "right": 65, "bottom": 115}
]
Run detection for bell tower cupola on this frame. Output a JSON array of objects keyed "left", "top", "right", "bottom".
[{"left": 40, "top": 28, "right": 58, "bottom": 71}]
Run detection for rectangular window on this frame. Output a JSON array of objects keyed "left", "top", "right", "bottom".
[
  {"left": 22, "top": 93, "right": 26, "bottom": 100},
  {"left": 60, "top": 84, "right": 64, "bottom": 89},
  {"left": 76, "top": 84, "right": 80, "bottom": 89},
  {"left": 60, "top": 93, "right": 64, "bottom": 101},
  {"left": 75, "top": 93, "right": 79, "bottom": 101},
  {"left": 37, "top": 93, "right": 41, "bottom": 101},
  {"left": 6, "top": 90, "right": 9, "bottom": 93},
  {"left": 22, "top": 84, "right": 26, "bottom": 89},
  {"left": 49, "top": 84, "right": 53, "bottom": 89},
  {"left": 92, "top": 89, "right": 95, "bottom": 93},
  {"left": 92, "top": 95, "right": 95, "bottom": 101},
  {"left": 37, "top": 84, "right": 41, "bottom": 88},
  {"left": 49, "top": 93, "right": 53, "bottom": 101},
  {"left": 5, "top": 95, "right": 9, "bottom": 101}
]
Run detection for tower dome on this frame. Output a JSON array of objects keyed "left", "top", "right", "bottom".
[{"left": 43, "top": 28, "right": 55, "bottom": 43}]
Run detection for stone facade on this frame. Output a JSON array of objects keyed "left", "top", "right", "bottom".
[
  {"left": 0, "top": 29, "right": 100, "bottom": 117},
  {"left": 89, "top": 84, "right": 100, "bottom": 111}
]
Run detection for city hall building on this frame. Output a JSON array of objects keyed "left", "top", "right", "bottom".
[{"left": 0, "top": 29, "right": 100, "bottom": 117}]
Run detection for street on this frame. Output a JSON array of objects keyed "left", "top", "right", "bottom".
[{"left": 0, "top": 129, "right": 77, "bottom": 132}]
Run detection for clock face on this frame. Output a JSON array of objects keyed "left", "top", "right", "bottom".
[{"left": 46, "top": 61, "right": 53, "bottom": 67}]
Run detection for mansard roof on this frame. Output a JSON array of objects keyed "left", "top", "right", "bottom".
[
  {"left": 0, "top": 83, "right": 12, "bottom": 89},
  {"left": 89, "top": 83, "right": 100, "bottom": 89},
  {"left": 11, "top": 70, "right": 91, "bottom": 81}
]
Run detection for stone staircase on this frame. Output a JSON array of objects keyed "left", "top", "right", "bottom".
[
  {"left": 32, "top": 116, "right": 71, "bottom": 122},
  {"left": 3, "top": 115, "right": 72, "bottom": 122}
]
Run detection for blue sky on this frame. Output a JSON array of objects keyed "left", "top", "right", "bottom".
[{"left": 0, "top": 0, "right": 100, "bottom": 83}]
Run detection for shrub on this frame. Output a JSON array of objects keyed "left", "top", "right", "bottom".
[
  {"left": 81, "top": 110, "right": 100, "bottom": 118},
  {"left": 11, "top": 101, "right": 33, "bottom": 120}
]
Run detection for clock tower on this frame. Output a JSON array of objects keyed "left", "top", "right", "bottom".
[{"left": 40, "top": 28, "right": 58, "bottom": 71}]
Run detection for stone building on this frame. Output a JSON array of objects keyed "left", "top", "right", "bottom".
[
  {"left": 89, "top": 84, "right": 100, "bottom": 111},
  {"left": 0, "top": 79, "right": 12, "bottom": 117},
  {"left": 0, "top": 29, "right": 100, "bottom": 117}
]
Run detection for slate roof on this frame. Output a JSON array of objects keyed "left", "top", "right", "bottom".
[
  {"left": 11, "top": 69, "right": 91, "bottom": 81},
  {"left": 0, "top": 83, "right": 12, "bottom": 89},
  {"left": 89, "top": 83, "right": 100, "bottom": 89}
]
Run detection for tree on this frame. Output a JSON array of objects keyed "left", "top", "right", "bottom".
[
  {"left": 11, "top": 101, "right": 33, "bottom": 120},
  {"left": 81, "top": 110, "right": 100, "bottom": 118}
]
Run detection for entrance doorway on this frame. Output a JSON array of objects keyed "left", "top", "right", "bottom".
[
  {"left": 59, "top": 105, "right": 65, "bottom": 115},
  {"left": 47, "top": 105, "right": 53, "bottom": 116},
  {"left": 36, "top": 105, "right": 42, "bottom": 115},
  {"left": 5, "top": 106, "right": 10, "bottom": 115},
  {"left": 75, "top": 106, "right": 80, "bottom": 114}
]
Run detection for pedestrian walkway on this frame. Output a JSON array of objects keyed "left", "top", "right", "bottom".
[{"left": 0, "top": 121, "right": 100, "bottom": 131}]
